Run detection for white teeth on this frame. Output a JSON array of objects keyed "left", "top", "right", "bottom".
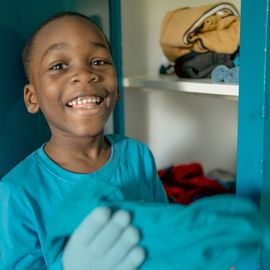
[{"left": 68, "top": 96, "right": 103, "bottom": 107}]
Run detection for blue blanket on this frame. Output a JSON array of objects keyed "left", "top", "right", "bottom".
[{"left": 45, "top": 179, "right": 270, "bottom": 270}]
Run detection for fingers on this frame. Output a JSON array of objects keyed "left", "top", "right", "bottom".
[
  {"left": 89, "top": 209, "right": 132, "bottom": 256},
  {"left": 63, "top": 207, "right": 145, "bottom": 270},
  {"left": 104, "top": 226, "right": 141, "bottom": 265},
  {"left": 69, "top": 207, "right": 112, "bottom": 246},
  {"left": 116, "top": 246, "right": 146, "bottom": 270}
]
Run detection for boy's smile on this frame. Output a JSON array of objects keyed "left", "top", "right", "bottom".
[
  {"left": 24, "top": 16, "right": 118, "bottom": 139},
  {"left": 66, "top": 94, "right": 107, "bottom": 117}
]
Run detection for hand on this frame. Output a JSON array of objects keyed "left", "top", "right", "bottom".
[{"left": 62, "top": 207, "right": 145, "bottom": 270}]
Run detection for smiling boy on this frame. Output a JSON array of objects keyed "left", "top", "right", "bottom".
[
  {"left": 23, "top": 12, "right": 118, "bottom": 173},
  {"left": 0, "top": 12, "right": 168, "bottom": 269}
]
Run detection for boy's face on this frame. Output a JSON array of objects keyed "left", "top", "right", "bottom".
[{"left": 24, "top": 16, "right": 118, "bottom": 138}]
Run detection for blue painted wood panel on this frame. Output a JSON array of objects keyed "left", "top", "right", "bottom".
[
  {"left": 109, "top": 0, "right": 125, "bottom": 136},
  {"left": 237, "top": 0, "right": 270, "bottom": 269}
]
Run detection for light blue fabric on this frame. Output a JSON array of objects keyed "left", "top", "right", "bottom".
[
  {"left": 224, "top": 66, "right": 240, "bottom": 84},
  {"left": 211, "top": 65, "right": 229, "bottom": 82},
  {"left": 0, "top": 134, "right": 168, "bottom": 270},
  {"left": 211, "top": 65, "right": 239, "bottom": 84},
  {"left": 62, "top": 207, "right": 145, "bottom": 270},
  {"left": 45, "top": 179, "right": 270, "bottom": 270}
]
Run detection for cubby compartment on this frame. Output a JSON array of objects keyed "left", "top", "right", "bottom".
[{"left": 121, "top": 0, "right": 240, "bottom": 174}]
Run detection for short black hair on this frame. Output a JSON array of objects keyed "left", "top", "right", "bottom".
[{"left": 22, "top": 11, "right": 111, "bottom": 81}]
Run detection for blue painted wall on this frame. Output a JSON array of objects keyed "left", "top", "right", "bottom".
[{"left": 0, "top": 0, "right": 109, "bottom": 177}]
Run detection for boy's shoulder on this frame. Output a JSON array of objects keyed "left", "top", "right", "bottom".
[
  {"left": 1, "top": 146, "right": 42, "bottom": 186},
  {"left": 106, "top": 134, "right": 150, "bottom": 150}
]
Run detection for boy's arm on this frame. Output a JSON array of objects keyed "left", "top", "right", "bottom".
[{"left": 0, "top": 182, "right": 47, "bottom": 269}]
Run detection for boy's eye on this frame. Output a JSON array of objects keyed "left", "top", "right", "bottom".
[
  {"left": 91, "top": 59, "right": 111, "bottom": 67},
  {"left": 50, "top": 63, "right": 69, "bottom": 70}
]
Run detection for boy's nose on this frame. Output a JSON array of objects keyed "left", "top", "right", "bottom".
[{"left": 70, "top": 66, "right": 99, "bottom": 84}]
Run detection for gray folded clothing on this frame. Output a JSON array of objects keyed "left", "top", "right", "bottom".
[{"left": 175, "top": 51, "right": 235, "bottom": 79}]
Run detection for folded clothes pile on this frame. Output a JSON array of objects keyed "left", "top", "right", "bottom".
[{"left": 159, "top": 2, "right": 240, "bottom": 82}]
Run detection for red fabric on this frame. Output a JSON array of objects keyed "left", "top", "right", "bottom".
[{"left": 158, "top": 163, "right": 234, "bottom": 205}]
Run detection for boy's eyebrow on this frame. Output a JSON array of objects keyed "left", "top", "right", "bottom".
[
  {"left": 92, "top": 41, "right": 109, "bottom": 50},
  {"left": 41, "top": 42, "right": 69, "bottom": 61},
  {"left": 41, "top": 41, "right": 109, "bottom": 61}
]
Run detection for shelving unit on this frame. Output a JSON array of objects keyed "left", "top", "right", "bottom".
[
  {"left": 119, "top": 0, "right": 270, "bottom": 268},
  {"left": 123, "top": 75, "right": 239, "bottom": 97},
  {"left": 122, "top": 0, "right": 240, "bottom": 172}
]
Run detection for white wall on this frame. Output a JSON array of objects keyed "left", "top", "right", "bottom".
[{"left": 122, "top": 0, "right": 240, "bottom": 172}]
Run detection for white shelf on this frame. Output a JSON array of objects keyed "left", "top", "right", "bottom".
[{"left": 123, "top": 74, "right": 239, "bottom": 97}]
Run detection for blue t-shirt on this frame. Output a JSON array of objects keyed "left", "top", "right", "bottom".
[{"left": 0, "top": 134, "right": 168, "bottom": 269}]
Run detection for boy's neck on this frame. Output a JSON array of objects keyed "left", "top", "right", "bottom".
[{"left": 44, "top": 134, "right": 111, "bottom": 174}]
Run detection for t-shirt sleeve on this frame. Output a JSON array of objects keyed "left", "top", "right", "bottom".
[
  {"left": 153, "top": 173, "right": 169, "bottom": 203},
  {"left": 0, "top": 181, "right": 48, "bottom": 270},
  {"left": 143, "top": 146, "right": 169, "bottom": 204}
]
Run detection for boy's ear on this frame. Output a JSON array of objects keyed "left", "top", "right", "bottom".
[{"left": 24, "top": 84, "right": 40, "bottom": 113}]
